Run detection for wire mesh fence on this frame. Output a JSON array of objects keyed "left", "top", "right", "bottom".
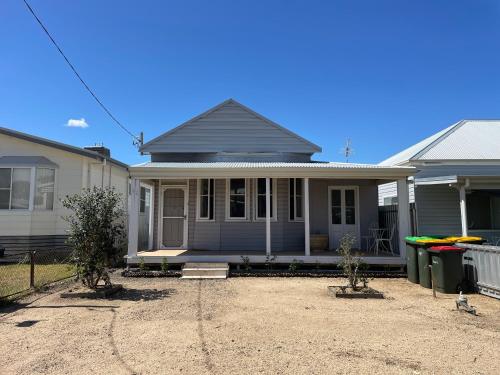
[{"left": 0, "top": 249, "right": 76, "bottom": 301}]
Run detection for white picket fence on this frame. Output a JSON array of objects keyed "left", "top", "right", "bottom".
[{"left": 457, "top": 243, "right": 500, "bottom": 299}]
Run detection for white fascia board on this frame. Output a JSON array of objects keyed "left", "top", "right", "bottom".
[
  {"left": 414, "top": 176, "right": 458, "bottom": 186},
  {"left": 129, "top": 167, "right": 415, "bottom": 180}
]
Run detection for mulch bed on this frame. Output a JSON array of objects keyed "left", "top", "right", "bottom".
[
  {"left": 230, "top": 269, "right": 406, "bottom": 278},
  {"left": 121, "top": 269, "right": 182, "bottom": 278},
  {"left": 328, "top": 285, "right": 384, "bottom": 299}
]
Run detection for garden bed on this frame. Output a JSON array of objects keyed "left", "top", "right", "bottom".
[
  {"left": 328, "top": 285, "right": 384, "bottom": 299},
  {"left": 121, "top": 269, "right": 182, "bottom": 278},
  {"left": 230, "top": 269, "right": 406, "bottom": 278}
]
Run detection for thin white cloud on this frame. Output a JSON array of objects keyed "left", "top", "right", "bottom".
[{"left": 65, "top": 118, "right": 89, "bottom": 128}]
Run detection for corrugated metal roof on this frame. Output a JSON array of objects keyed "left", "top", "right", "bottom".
[
  {"left": 379, "top": 120, "right": 500, "bottom": 165},
  {"left": 419, "top": 120, "right": 500, "bottom": 160},
  {"left": 378, "top": 123, "right": 457, "bottom": 166},
  {"left": 132, "top": 161, "right": 411, "bottom": 170}
]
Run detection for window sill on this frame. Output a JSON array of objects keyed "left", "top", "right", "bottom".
[
  {"left": 254, "top": 218, "right": 278, "bottom": 222},
  {"left": 196, "top": 218, "right": 216, "bottom": 223},
  {"left": 225, "top": 218, "right": 250, "bottom": 222}
]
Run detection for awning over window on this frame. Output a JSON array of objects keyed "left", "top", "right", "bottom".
[{"left": 0, "top": 156, "right": 58, "bottom": 168}]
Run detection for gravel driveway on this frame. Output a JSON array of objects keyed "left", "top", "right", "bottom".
[{"left": 1, "top": 276, "right": 499, "bottom": 374}]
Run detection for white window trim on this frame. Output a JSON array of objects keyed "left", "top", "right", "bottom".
[
  {"left": 288, "top": 178, "right": 304, "bottom": 222},
  {"left": 196, "top": 178, "right": 215, "bottom": 222},
  {"left": 225, "top": 178, "right": 249, "bottom": 221},
  {"left": 253, "top": 178, "right": 277, "bottom": 221}
]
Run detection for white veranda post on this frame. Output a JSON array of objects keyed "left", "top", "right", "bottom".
[
  {"left": 304, "top": 177, "right": 310, "bottom": 256},
  {"left": 266, "top": 177, "right": 271, "bottom": 256},
  {"left": 397, "top": 178, "right": 410, "bottom": 260},
  {"left": 128, "top": 178, "right": 140, "bottom": 258},
  {"left": 459, "top": 185, "right": 468, "bottom": 237}
]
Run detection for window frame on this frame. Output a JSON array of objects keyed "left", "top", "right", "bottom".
[
  {"left": 253, "top": 178, "right": 277, "bottom": 221},
  {"left": 225, "top": 178, "right": 249, "bottom": 221},
  {"left": 34, "top": 167, "right": 56, "bottom": 211},
  {"left": 196, "top": 178, "right": 215, "bottom": 221},
  {"left": 0, "top": 167, "right": 33, "bottom": 211},
  {"left": 0, "top": 166, "right": 57, "bottom": 212},
  {"left": 466, "top": 190, "right": 500, "bottom": 231},
  {"left": 288, "top": 178, "right": 304, "bottom": 222}
]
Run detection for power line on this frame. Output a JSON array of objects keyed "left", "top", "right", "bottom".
[{"left": 22, "top": 0, "right": 142, "bottom": 146}]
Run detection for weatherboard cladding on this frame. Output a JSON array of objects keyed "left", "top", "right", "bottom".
[{"left": 140, "top": 100, "right": 321, "bottom": 155}]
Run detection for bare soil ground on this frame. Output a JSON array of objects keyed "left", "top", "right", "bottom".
[{"left": 1, "top": 276, "right": 499, "bottom": 375}]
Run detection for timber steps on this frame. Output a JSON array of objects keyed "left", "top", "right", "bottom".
[{"left": 181, "top": 262, "right": 229, "bottom": 279}]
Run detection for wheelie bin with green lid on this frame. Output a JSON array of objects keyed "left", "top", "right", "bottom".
[
  {"left": 415, "top": 238, "right": 455, "bottom": 289},
  {"left": 428, "top": 246, "right": 467, "bottom": 293},
  {"left": 405, "top": 236, "right": 437, "bottom": 284}
]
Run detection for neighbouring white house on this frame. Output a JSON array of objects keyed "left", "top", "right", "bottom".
[
  {"left": 126, "top": 99, "right": 415, "bottom": 266},
  {"left": 379, "top": 120, "right": 500, "bottom": 244},
  {"left": 0, "top": 127, "right": 129, "bottom": 254}
]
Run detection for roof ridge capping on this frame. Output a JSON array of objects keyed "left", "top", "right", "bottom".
[{"left": 139, "top": 98, "right": 322, "bottom": 153}]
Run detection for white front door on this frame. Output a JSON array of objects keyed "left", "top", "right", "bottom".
[
  {"left": 161, "top": 187, "right": 188, "bottom": 248},
  {"left": 328, "top": 186, "right": 360, "bottom": 250}
]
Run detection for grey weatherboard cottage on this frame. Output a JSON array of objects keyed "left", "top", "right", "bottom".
[{"left": 127, "top": 99, "right": 415, "bottom": 265}]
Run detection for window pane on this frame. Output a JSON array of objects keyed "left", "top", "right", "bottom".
[
  {"left": 345, "top": 207, "right": 356, "bottom": 225},
  {"left": 331, "top": 190, "right": 341, "bottom": 206},
  {"left": 200, "top": 179, "right": 209, "bottom": 195},
  {"left": 11, "top": 169, "right": 30, "bottom": 209},
  {"left": 230, "top": 195, "right": 245, "bottom": 217},
  {"left": 0, "top": 190, "right": 9, "bottom": 209},
  {"left": 257, "top": 178, "right": 266, "bottom": 194},
  {"left": 200, "top": 196, "right": 209, "bottom": 218},
  {"left": 209, "top": 194, "right": 214, "bottom": 220},
  {"left": 467, "top": 190, "right": 493, "bottom": 230},
  {"left": 144, "top": 189, "right": 151, "bottom": 210},
  {"left": 332, "top": 207, "right": 342, "bottom": 224},
  {"left": 230, "top": 179, "right": 245, "bottom": 195},
  {"left": 296, "top": 196, "right": 303, "bottom": 218},
  {"left": 35, "top": 168, "right": 55, "bottom": 210},
  {"left": 258, "top": 196, "right": 266, "bottom": 218},
  {"left": 0, "top": 169, "right": 11, "bottom": 189},
  {"left": 209, "top": 179, "right": 214, "bottom": 197},
  {"left": 289, "top": 196, "right": 295, "bottom": 220},
  {"left": 345, "top": 189, "right": 355, "bottom": 207},
  {"left": 140, "top": 187, "right": 146, "bottom": 213},
  {"left": 295, "top": 178, "right": 303, "bottom": 195}
]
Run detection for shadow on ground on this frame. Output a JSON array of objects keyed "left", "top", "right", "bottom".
[{"left": 108, "top": 287, "right": 177, "bottom": 302}]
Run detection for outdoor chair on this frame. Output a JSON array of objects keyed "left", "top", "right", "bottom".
[{"left": 373, "top": 225, "right": 396, "bottom": 255}]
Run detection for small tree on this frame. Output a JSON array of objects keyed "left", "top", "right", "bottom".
[
  {"left": 63, "top": 187, "right": 125, "bottom": 289},
  {"left": 337, "top": 234, "right": 368, "bottom": 290}
]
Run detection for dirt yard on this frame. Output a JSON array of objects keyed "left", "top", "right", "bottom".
[{"left": 1, "top": 276, "right": 499, "bottom": 375}]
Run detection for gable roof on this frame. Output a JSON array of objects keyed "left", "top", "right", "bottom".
[
  {"left": 379, "top": 120, "right": 500, "bottom": 166},
  {"left": 140, "top": 99, "right": 322, "bottom": 154},
  {"left": 0, "top": 127, "right": 128, "bottom": 169}
]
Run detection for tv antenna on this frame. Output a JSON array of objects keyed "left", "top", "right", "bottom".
[{"left": 342, "top": 139, "right": 354, "bottom": 162}]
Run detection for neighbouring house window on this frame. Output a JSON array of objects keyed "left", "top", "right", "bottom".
[
  {"left": 198, "top": 179, "right": 215, "bottom": 220},
  {"left": 140, "top": 186, "right": 151, "bottom": 214},
  {"left": 383, "top": 196, "right": 398, "bottom": 206},
  {"left": 34, "top": 168, "right": 55, "bottom": 210},
  {"left": 0, "top": 168, "right": 31, "bottom": 210},
  {"left": 255, "top": 178, "right": 275, "bottom": 220},
  {"left": 467, "top": 190, "right": 500, "bottom": 230},
  {"left": 227, "top": 178, "right": 246, "bottom": 219},
  {"left": 289, "top": 178, "right": 304, "bottom": 221}
]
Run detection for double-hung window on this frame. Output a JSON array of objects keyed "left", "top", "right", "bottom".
[
  {"left": 227, "top": 178, "right": 247, "bottom": 220},
  {"left": 289, "top": 178, "right": 304, "bottom": 221},
  {"left": 34, "top": 168, "right": 55, "bottom": 210},
  {"left": 0, "top": 167, "right": 55, "bottom": 211},
  {"left": 255, "top": 178, "right": 276, "bottom": 220},
  {"left": 198, "top": 179, "right": 215, "bottom": 220},
  {"left": 0, "top": 168, "right": 31, "bottom": 210}
]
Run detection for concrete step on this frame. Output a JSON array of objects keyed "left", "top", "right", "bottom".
[{"left": 181, "top": 262, "right": 229, "bottom": 279}]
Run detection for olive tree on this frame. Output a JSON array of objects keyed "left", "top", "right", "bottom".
[
  {"left": 63, "top": 187, "right": 125, "bottom": 289},
  {"left": 337, "top": 233, "right": 368, "bottom": 290}
]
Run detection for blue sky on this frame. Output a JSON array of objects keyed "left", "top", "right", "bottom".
[{"left": 1, "top": 1, "right": 500, "bottom": 165}]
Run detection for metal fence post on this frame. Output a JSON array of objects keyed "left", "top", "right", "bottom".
[{"left": 30, "top": 250, "right": 36, "bottom": 288}]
